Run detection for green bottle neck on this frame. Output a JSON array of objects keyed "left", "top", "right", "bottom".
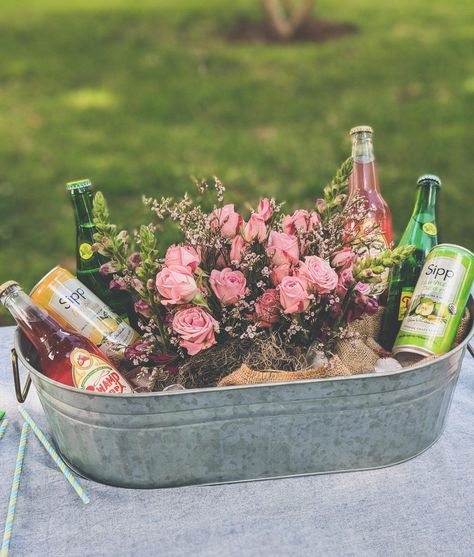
[
  {"left": 70, "top": 187, "right": 95, "bottom": 228},
  {"left": 410, "top": 183, "right": 438, "bottom": 223}
]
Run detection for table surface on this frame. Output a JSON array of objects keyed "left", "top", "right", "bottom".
[{"left": 0, "top": 326, "right": 473, "bottom": 557}]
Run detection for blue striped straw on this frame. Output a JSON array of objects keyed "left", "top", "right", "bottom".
[
  {"left": 18, "top": 406, "right": 89, "bottom": 505},
  {"left": 0, "top": 420, "right": 8, "bottom": 441},
  {"left": 1, "top": 421, "right": 29, "bottom": 557}
]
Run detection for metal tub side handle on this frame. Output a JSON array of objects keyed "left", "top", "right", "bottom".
[{"left": 11, "top": 347, "right": 31, "bottom": 403}]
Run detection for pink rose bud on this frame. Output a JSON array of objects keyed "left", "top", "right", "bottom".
[
  {"left": 336, "top": 266, "right": 354, "bottom": 297},
  {"left": 315, "top": 199, "right": 328, "bottom": 213},
  {"left": 128, "top": 252, "right": 142, "bottom": 269},
  {"left": 270, "top": 263, "right": 292, "bottom": 286},
  {"left": 165, "top": 244, "right": 201, "bottom": 272},
  {"left": 281, "top": 210, "right": 320, "bottom": 235},
  {"left": 172, "top": 307, "right": 218, "bottom": 356},
  {"left": 210, "top": 268, "right": 247, "bottom": 306},
  {"left": 255, "top": 289, "right": 280, "bottom": 327},
  {"left": 296, "top": 256, "right": 338, "bottom": 294},
  {"left": 230, "top": 235, "right": 247, "bottom": 264},
  {"left": 266, "top": 231, "right": 299, "bottom": 266},
  {"left": 130, "top": 277, "right": 145, "bottom": 295},
  {"left": 209, "top": 204, "right": 243, "bottom": 239},
  {"left": 279, "top": 276, "right": 310, "bottom": 314},
  {"left": 155, "top": 265, "right": 199, "bottom": 306},
  {"left": 109, "top": 277, "right": 127, "bottom": 291},
  {"left": 243, "top": 213, "right": 267, "bottom": 243},
  {"left": 134, "top": 299, "right": 152, "bottom": 318},
  {"left": 99, "top": 261, "right": 119, "bottom": 276},
  {"left": 355, "top": 281, "right": 371, "bottom": 295},
  {"left": 257, "top": 198, "right": 273, "bottom": 221},
  {"left": 331, "top": 247, "right": 356, "bottom": 269}
]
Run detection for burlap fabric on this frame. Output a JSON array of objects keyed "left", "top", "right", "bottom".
[{"left": 217, "top": 308, "right": 472, "bottom": 387}]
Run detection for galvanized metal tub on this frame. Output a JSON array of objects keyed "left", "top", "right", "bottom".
[{"left": 12, "top": 300, "right": 474, "bottom": 489}]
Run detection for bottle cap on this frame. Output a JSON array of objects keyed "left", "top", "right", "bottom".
[
  {"left": 66, "top": 179, "right": 93, "bottom": 191},
  {"left": 417, "top": 174, "right": 441, "bottom": 187},
  {"left": 0, "top": 281, "right": 19, "bottom": 298},
  {"left": 350, "top": 125, "right": 373, "bottom": 135}
]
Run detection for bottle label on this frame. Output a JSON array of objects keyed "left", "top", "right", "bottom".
[
  {"left": 79, "top": 242, "right": 94, "bottom": 260},
  {"left": 398, "top": 287, "right": 414, "bottom": 320},
  {"left": 70, "top": 348, "right": 133, "bottom": 393},
  {"left": 422, "top": 222, "right": 437, "bottom": 236},
  {"left": 46, "top": 277, "right": 138, "bottom": 347},
  {"left": 395, "top": 254, "right": 467, "bottom": 353}
]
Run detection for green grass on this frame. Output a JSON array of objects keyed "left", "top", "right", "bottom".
[{"left": 1, "top": 0, "right": 473, "bottom": 324}]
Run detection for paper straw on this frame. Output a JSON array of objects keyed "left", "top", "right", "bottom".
[
  {"left": 1, "top": 421, "right": 29, "bottom": 557},
  {"left": 18, "top": 407, "right": 89, "bottom": 505},
  {"left": 0, "top": 420, "right": 8, "bottom": 441}
]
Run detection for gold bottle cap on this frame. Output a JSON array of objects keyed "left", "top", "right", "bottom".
[
  {"left": 350, "top": 125, "right": 373, "bottom": 135},
  {"left": 0, "top": 281, "right": 19, "bottom": 298}
]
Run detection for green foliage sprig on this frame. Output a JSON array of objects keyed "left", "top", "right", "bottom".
[
  {"left": 353, "top": 245, "right": 416, "bottom": 283},
  {"left": 316, "top": 157, "right": 353, "bottom": 220}
]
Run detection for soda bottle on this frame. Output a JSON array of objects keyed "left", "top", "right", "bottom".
[
  {"left": 381, "top": 174, "right": 441, "bottom": 349},
  {"left": 0, "top": 281, "right": 133, "bottom": 393},
  {"left": 347, "top": 126, "right": 393, "bottom": 296},
  {"left": 66, "top": 178, "right": 131, "bottom": 321}
]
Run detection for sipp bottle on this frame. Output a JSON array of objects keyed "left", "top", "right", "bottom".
[
  {"left": 347, "top": 126, "right": 393, "bottom": 296},
  {"left": 0, "top": 281, "right": 133, "bottom": 394},
  {"left": 381, "top": 174, "right": 440, "bottom": 349}
]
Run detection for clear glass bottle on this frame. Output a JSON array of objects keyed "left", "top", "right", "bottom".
[
  {"left": 347, "top": 125, "right": 393, "bottom": 296},
  {"left": 0, "top": 281, "right": 133, "bottom": 393}
]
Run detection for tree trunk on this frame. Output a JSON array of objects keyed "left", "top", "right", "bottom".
[{"left": 261, "top": 0, "right": 314, "bottom": 40}]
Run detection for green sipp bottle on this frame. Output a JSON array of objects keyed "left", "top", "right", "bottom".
[
  {"left": 66, "top": 179, "right": 131, "bottom": 321},
  {"left": 381, "top": 174, "right": 441, "bottom": 349}
]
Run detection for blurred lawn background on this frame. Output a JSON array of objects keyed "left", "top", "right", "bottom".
[{"left": 1, "top": 0, "right": 473, "bottom": 324}]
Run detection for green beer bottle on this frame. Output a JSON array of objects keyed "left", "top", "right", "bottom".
[
  {"left": 66, "top": 179, "right": 131, "bottom": 321},
  {"left": 381, "top": 174, "right": 441, "bottom": 349}
]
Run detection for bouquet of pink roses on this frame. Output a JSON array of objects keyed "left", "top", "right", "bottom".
[{"left": 92, "top": 158, "right": 413, "bottom": 385}]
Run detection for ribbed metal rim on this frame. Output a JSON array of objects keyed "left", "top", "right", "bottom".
[{"left": 14, "top": 297, "right": 474, "bottom": 399}]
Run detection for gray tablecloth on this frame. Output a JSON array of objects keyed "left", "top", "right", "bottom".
[{"left": 0, "top": 326, "right": 473, "bottom": 557}]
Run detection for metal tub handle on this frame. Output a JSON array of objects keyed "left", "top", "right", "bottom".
[{"left": 11, "top": 348, "right": 31, "bottom": 403}]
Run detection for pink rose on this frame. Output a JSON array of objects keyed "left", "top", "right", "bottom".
[
  {"left": 210, "top": 268, "right": 247, "bottom": 305},
  {"left": 134, "top": 299, "right": 152, "bottom": 318},
  {"left": 336, "top": 266, "right": 354, "bottom": 297},
  {"left": 155, "top": 265, "right": 198, "bottom": 305},
  {"left": 257, "top": 198, "right": 272, "bottom": 221},
  {"left": 297, "top": 256, "right": 338, "bottom": 294},
  {"left": 209, "top": 204, "right": 242, "bottom": 239},
  {"left": 172, "top": 307, "right": 218, "bottom": 356},
  {"left": 279, "top": 276, "right": 310, "bottom": 314},
  {"left": 331, "top": 247, "right": 356, "bottom": 270},
  {"left": 281, "top": 210, "right": 320, "bottom": 235},
  {"left": 243, "top": 213, "right": 267, "bottom": 243},
  {"left": 255, "top": 289, "right": 280, "bottom": 327},
  {"left": 270, "top": 264, "right": 292, "bottom": 286},
  {"left": 230, "top": 235, "right": 247, "bottom": 264},
  {"left": 165, "top": 245, "right": 200, "bottom": 272},
  {"left": 266, "top": 231, "right": 299, "bottom": 266}
]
